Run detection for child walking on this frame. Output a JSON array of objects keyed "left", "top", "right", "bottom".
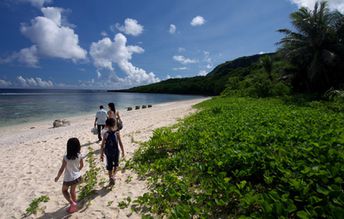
[
  {"left": 55, "top": 138, "right": 84, "bottom": 213},
  {"left": 100, "top": 118, "right": 125, "bottom": 185}
]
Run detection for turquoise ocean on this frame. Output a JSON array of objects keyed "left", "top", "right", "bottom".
[{"left": 0, "top": 89, "right": 202, "bottom": 127}]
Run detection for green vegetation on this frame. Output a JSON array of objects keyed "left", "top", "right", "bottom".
[
  {"left": 221, "top": 55, "right": 292, "bottom": 98},
  {"left": 130, "top": 97, "right": 344, "bottom": 218},
  {"left": 111, "top": 54, "right": 271, "bottom": 96},
  {"left": 124, "top": 3, "right": 344, "bottom": 218},
  {"left": 25, "top": 195, "right": 50, "bottom": 215},
  {"left": 118, "top": 197, "right": 132, "bottom": 209},
  {"left": 278, "top": 2, "right": 344, "bottom": 93},
  {"left": 79, "top": 146, "right": 99, "bottom": 201},
  {"left": 125, "top": 175, "right": 133, "bottom": 183}
]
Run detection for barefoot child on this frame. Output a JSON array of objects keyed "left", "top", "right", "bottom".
[
  {"left": 55, "top": 138, "right": 84, "bottom": 213},
  {"left": 100, "top": 118, "right": 125, "bottom": 185}
]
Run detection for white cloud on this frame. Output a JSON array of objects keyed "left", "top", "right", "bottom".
[
  {"left": 203, "top": 51, "right": 212, "bottom": 63},
  {"left": 101, "top": 31, "right": 108, "bottom": 37},
  {"left": 41, "top": 7, "right": 62, "bottom": 25},
  {"left": 259, "top": 51, "right": 265, "bottom": 55},
  {"left": 201, "top": 51, "right": 214, "bottom": 70},
  {"left": 90, "top": 33, "right": 159, "bottom": 84},
  {"left": 97, "top": 71, "right": 101, "bottom": 78},
  {"left": 290, "top": 0, "right": 344, "bottom": 13},
  {"left": 0, "top": 79, "right": 12, "bottom": 88},
  {"left": 17, "top": 76, "right": 27, "bottom": 87},
  {"left": 169, "top": 24, "right": 176, "bottom": 34},
  {"left": 191, "top": 16, "right": 205, "bottom": 26},
  {"left": 17, "top": 46, "right": 39, "bottom": 67},
  {"left": 173, "top": 55, "right": 198, "bottom": 64},
  {"left": 19, "top": 7, "right": 87, "bottom": 62},
  {"left": 178, "top": 47, "right": 186, "bottom": 53},
  {"left": 0, "top": 45, "right": 39, "bottom": 67},
  {"left": 19, "top": 0, "right": 52, "bottom": 8},
  {"left": 115, "top": 18, "right": 144, "bottom": 36},
  {"left": 166, "top": 74, "right": 182, "bottom": 80},
  {"left": 173, "top": 67, "right": 188, "bottom": 71},
  {"left": 198, "top": 70, "right": 208, "bottom": 76},
  {"left": 17, "top": 76, "right": 53, "bottom": 88}
]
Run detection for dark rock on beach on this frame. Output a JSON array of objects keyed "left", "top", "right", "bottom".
[{"left": 53, "top": 119, "right": 71, "bottom": 128}]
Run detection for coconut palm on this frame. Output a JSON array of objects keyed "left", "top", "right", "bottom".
[
  {"left": 278, "top": 1, "right": 342, "bottom": 92},
  {"left": 260, "top": 56, "right": 273, "bottom": 80}
]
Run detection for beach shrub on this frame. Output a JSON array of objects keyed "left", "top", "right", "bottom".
[
  {"left": 25, "top": 195, "right": 50, "bottom": 215},
  {"left": 271, "top": 81, "right": 291, "bottom": 96},
  {"left": 118, "top": 197, "right": 132, "bottom": 209},
  {"left": 131, "top": 97, "right": 344, "bottom": 218},
  {"left": 222, "top": 74, "right": 291, "bottom": 98},
  {"left": 79, "top": 146, "right": 99, "bottom": 201}
]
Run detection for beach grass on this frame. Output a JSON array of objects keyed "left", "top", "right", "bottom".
[{"left": 129, "top": 96, "right": 344, "bottom": 218}]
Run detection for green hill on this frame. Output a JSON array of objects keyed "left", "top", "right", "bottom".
[{"left": 109, "top": 53, "right": 274, "bottom": 96}]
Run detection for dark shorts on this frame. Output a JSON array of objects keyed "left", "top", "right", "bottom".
[
  {"left": 106, "top": 152, "right": 119, "bottom": 171},
  {"left": 63, "top": 176, "right": 82, "bottom": 186}
]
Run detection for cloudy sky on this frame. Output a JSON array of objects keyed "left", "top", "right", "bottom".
[{"left": 0, "top": 0, "right": 343, "bottom": 89}]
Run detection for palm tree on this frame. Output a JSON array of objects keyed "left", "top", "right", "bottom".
[
  {"left": 278, "top": 1, "right": 342, "bottom": 92},
  {"left": 260, "top": 56, "right": 273, "bottom": 80}
]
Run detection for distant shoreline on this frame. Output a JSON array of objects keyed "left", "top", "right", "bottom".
[
  {"left": 0, "top": 91, "right": 203, "bottom": 128},
  {"left": 107, "top": 89, "right": 212, "bottom": 97},
  {"left": 0, "top": 97, "right": 208, "bottom": 130}
]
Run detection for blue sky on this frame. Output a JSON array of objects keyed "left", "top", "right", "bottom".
[{"left": 0, "top": 0, "right": 343, "bottom": 89}]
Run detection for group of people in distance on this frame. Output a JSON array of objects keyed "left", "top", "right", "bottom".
[{"left": 54, "top": 102, "right": 125, "bottom": 213}]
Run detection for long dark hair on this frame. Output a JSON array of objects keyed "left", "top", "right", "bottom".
[
  {"left": 66, "top": 138, "right": 81, "bottom": 160},
  {"left": 106, "top": 118, "right": 116, "bottom": 128},
  {"left": 108, "top": 102, "right": 116, "bottom": 113}
]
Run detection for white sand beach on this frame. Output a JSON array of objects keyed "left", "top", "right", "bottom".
[{"left": 0, "top": 98, "right": 208, "bottom": 219}]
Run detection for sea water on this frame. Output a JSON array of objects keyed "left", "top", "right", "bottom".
[{"left": 0, "top": 89, "right": 202, "bottom": 127}]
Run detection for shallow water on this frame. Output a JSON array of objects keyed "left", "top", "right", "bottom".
[{"left": 0, "top": 89, "right": 202, "bottom": 127}]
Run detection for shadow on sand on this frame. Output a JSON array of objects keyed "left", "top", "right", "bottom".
[
  {"left": 81, "top": 141, "right": 99, "bottom": 148},
  {"left": 38, "top": 186, "right": 113, "bottom": 219}
]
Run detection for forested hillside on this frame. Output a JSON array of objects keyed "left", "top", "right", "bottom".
[{"left": 110, "top": 53, "right": 274, "bottom": 96}]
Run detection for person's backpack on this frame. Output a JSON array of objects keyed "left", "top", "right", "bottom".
[{"left": 105, "top": 131, "right": 118, "bottom": 155}]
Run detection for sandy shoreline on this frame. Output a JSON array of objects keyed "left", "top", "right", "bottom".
[{"left": 0, "top": 97, "right": 208, "bottom": 219}]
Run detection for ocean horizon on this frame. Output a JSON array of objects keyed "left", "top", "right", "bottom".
[{"left": 0, "top": 88, "right": 202, "bottom": 127}]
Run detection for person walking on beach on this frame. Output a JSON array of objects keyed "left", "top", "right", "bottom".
[
  {"left": 100, "top": 118, "right": 125, "bottom": 185},
  {"left": 55, "top": 138, "right": 83, "bottom": 213},
  {"left": 94, "top": 105, "right": 107, "bottom": 142},
  {"left": 107, "top": 101, "right": 124, "bottom": 139},
  {"left": 107, "top": 102, "right": 120, "bottom": 127},
  {"left": 107, "top": 102, "right": 124, "bottom": 157}
]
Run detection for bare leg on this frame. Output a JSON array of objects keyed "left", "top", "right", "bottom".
[
  {"left": 62, "top": 185, "right": 73, "bottom": 204},
  {"left": 70, "top": 184, "right": 77, "bottom": 203}
]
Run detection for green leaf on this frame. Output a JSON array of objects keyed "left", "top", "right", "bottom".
[
  {"left": 316, "top": 184, "right": 330, "bottom": 195},
  {"left": 297, "top": 210, "right": 309, "bottom": 219}
]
